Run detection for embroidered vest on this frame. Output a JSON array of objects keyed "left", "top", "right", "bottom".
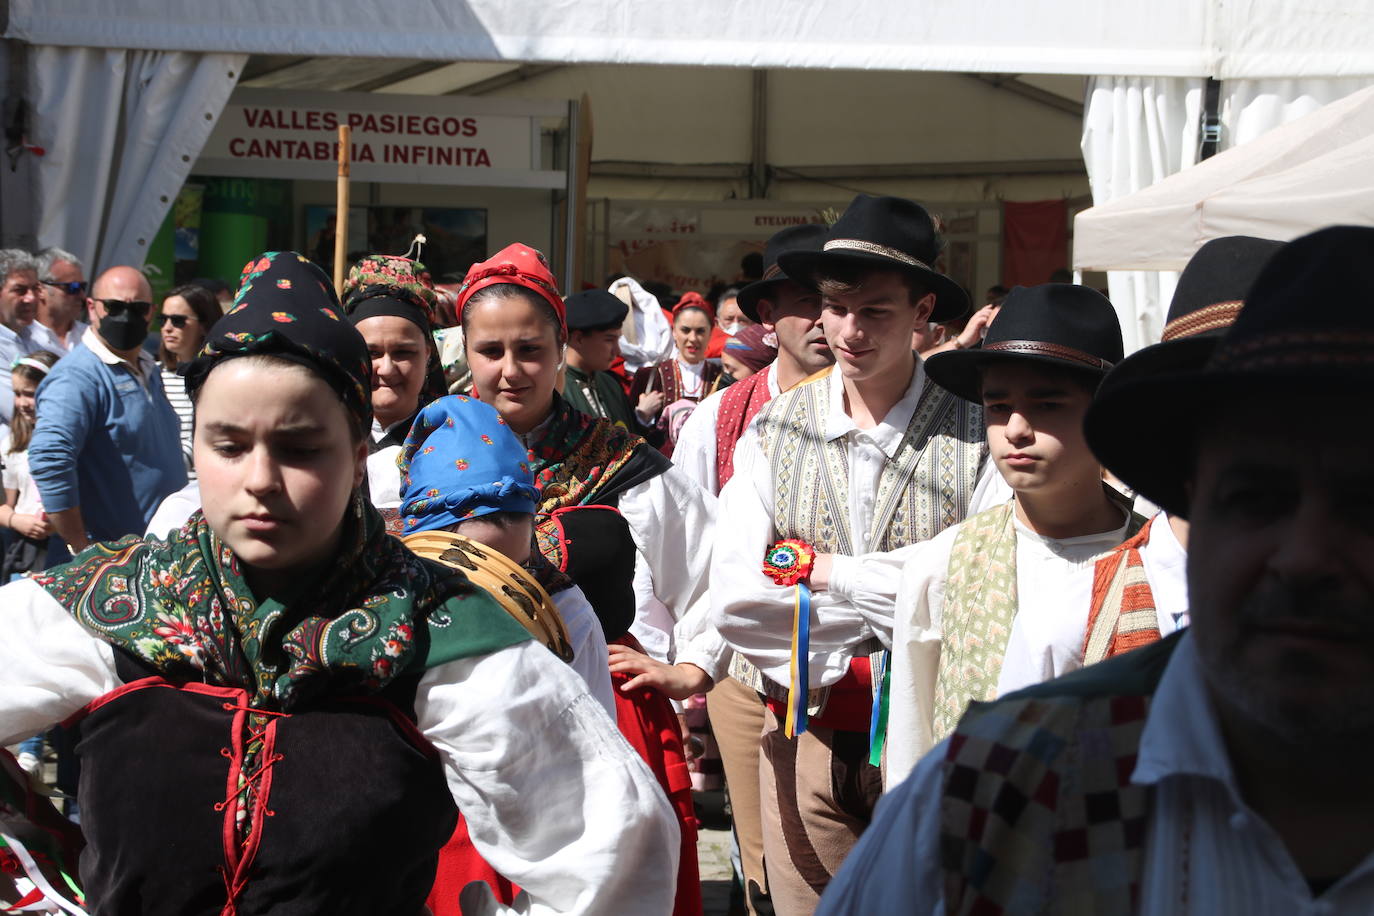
[
  {"left": 729, "top": 367, "right": 986, "bottom": 707},
  {"left": 1084, "top": 516, "right": 1164, "bottom": 666},
  {"left": 934, "top": 497, "right": 1147, "bottom": 741},
  {"left": 940, "top": 631, "right": 1182, "bottom": 916}
]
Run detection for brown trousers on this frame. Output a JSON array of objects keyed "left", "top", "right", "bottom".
[
  {"left": 758, "top": 707, "right": 882, "bottom": 915},
  {"left": 706, "top": 675, "right": 771, "bottom": 912}
]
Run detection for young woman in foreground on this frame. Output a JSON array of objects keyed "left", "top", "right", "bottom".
[{"left": 0, "top": 252, "right": 675, "bottom": 916}]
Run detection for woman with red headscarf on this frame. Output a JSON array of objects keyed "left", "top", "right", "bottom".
[
  {"left": 422, "top": 244, "right": 717, "bottom": 916},
  {"left": 629, "top": 292, "right": 725, "bottom": 456}
]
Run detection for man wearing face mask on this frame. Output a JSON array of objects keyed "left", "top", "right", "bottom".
[{"left": 30, "top": 265, "right": 186, "bottom": 550}]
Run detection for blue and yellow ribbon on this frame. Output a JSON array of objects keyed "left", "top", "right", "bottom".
[{"left": 784, "top": 582, "right": 812, "bottom": 738}]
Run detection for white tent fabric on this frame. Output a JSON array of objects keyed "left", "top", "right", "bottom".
[
  {"left": 30, "top": 46, "right": 245, "bottom": 272},
  {"left": 1079, "top": 76, "right": 1201, "bottom": 352},
  {"left": 1075, "top": 83, "right": 1374, "bottom": 273},
  {"left": 13, "top": 0, "right": 1374, "bottom": 78}
]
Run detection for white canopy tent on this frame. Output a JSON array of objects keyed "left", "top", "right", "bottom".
[
  {"left": 4, "top": 0, "right": 1374, "bottom": 344},
  {"left": 1075, "top": 84, "right": 1374, "bottom": 271}
]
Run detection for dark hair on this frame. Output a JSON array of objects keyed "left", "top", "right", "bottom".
[
  {"left": 455, "top": 511, "right": 533, "bottom": 531},
  {"left": 190, "top": 353, "right": 367, "bottom": 444},
  {"left": 158, "top": 284, "right": 222, "bottom": 371},
  {"left": 977, "top": 360, "right": 1102, "bottom": 399},
  {"left": 816, "top": 265, "right": 930, "bottom": 307},
  {"left": 460, "top": 284, "right": 565, "bottom": 344},
  {"left": 8, "top": 350, "right": 60, "bottom": 454},
  {"left": 189, "top": 277, "right": 231, "bottom": 298}
]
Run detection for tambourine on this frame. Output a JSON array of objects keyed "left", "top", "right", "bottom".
[{"left": 402, "top": 530, "right": 575, "bottom": 663}]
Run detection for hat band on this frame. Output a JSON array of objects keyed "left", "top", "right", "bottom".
[
  {"left": 1161, "top": 301, "right": 1243, "bottom": 342},
  {"left": 1211, "top": 329, "right": 1374, "bottom": 371},
  {"left": 823, "top": 239, "right": 932, "bottom": 272},
  {"left": 761, "top": 263, "right": 785, "bottom": 281},
  {"left": 983, "top": 339, "right": 1115, "bottom": 371}
]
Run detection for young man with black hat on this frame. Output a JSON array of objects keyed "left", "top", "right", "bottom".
[
  {"left": 821, "top": 225, "right": 1374, "bottom": 915},
  {"left": 1081, "top": 235, "right": 1281, "bottom": 664},
  {"left": 710, "top": 195, "right": 1006, "bottom": 913},
  {"left": 671, "top": 222, "right": 834, "bottom": 913},
  {"left": 562, "top": 288, "right": 656, "bottom": 427},
  {"left": 849, "top": 283, "right": 1138, "bottom": 787}
]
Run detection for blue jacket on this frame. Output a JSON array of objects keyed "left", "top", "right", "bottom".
[{"left": 30, "top": 342, "right": 187, "bottom": 541}]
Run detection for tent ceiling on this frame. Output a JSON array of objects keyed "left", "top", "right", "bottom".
[{"left": 12, "top": 0, "right": 1374, "bottom": 79}]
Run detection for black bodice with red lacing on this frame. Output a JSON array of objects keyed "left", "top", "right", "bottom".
[{"left": 69, "top": 648, "right": 457, "bottom": 915}]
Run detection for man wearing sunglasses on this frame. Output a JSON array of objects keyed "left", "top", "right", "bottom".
[
  {"left": 29, "top": 265, "right": 186, "bottom": 551},
  {"left": 33, "top": 247, "right": 90, "bottom": 355},
  {"left": 0, "top": 249, "right": 59, "bottom": 425}
]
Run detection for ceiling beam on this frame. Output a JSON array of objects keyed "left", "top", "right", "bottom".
[
  {"left": 444, "top": 64, "right": 563, "bottom": 96},
  {"left": 341, "top": 61, "right": 452, "bottom": 93},
  {"left": 239, "top": 55, "right": 315, "bottom": 83},
  {"left": 963, "top": 73, "right": 1083, "bottom": 117},
  {"left": 773, "top": 159, "right": 1085, "bottom": 180},
  {"left": 591, "top": 161, "right": 750, "bottom": 180}
]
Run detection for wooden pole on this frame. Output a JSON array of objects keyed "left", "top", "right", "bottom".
[{"left": 333, "top": 125, "right": 352, "bottom": 293}]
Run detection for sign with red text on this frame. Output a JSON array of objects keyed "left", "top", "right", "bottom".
[{"left": 198, "top": 88, "right": 567, "bottom": 189}]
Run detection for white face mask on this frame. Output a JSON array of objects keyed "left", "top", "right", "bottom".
[{"left": 722, "top": 322, "right": 741, "bottom": 336}]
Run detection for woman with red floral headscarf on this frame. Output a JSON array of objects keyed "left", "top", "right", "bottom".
[{"left": 433, "top": 243, "right": 718, "bottom": 916}]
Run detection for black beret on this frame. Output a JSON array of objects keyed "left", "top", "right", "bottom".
[{"left": 565, "top": 289, "right": 629, "bottom": 331}]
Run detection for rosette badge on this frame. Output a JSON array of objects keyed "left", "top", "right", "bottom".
[{"left": 762, "top": 538, "right": 818, "bottom": 737}]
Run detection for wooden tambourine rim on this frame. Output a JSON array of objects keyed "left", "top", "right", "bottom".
[{"left": 402, "top": 530, "right": 575, "bottom": 663}]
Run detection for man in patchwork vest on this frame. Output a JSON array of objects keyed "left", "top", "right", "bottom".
[
  {"left": 820, "top": 226, "right": 1374, "bottom": 914},
  {"left": 711, "top": 194, "right": 1006, "bottom": 913}
]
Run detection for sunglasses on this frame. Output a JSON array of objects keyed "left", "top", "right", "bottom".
[
  {"left": 43, "top": 279, "right": 87, "bottom": 296},
  {"left": 96, "top": 298, "right": 153, "bottom": 318},
  {"left": 162, "top": 314, "right": 197, "bottom": 329}
]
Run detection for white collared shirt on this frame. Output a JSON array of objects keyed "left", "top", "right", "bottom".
[
  {"left": 30, "top": 319, "right": 89, "bottom": 356},
  {"left": 819, "top": 632, "right": 1374, "bottom": 915},
  {"left": 711, "top": 364, "right": 1005, "bottom": 691},
  {"left": 672, "top": 363, "right": 780, "bottom": 497}
]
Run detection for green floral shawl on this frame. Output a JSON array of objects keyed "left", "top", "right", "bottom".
[{"left": 34, "top": 498, "right": 529, "bottom": 710}]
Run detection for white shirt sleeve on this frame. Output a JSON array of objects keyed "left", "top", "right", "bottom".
[
  {"left": 145, "top": 481, "right": 203, "bottom": 539},
  {"left": 0, "top": 578, "right": 120, "bottom": 746},
  {"left": 619, "top": 463, "right": 717, "bottom": 660},
  {"left": 552, "top": 585, "right": 617, "bottom": 720},
  {"left": 884, "top": 526, "right": 959, "bottom": 787},
  {"left": 671, "top": 592, "right": 732, "bottom": 685},
  {"left": 709, "top": 428, "right": 876, "bottom": 691},
  {"left": 671, "top": 389, "right": 722, "bottom": 496},
  {"left": 416, "top": 639, "right": 679, "bottom": 916},
  {"left": 815, "top": 738, "right": 948, "bottom": 915}
]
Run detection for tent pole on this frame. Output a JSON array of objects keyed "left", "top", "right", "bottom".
[{"left": 333, "top": 125, "right": 351, "bottom": 293}]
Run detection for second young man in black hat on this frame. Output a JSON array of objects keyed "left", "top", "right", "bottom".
[
  {"left": 842, "top": 283, "right": 1139, "bottom": 787},
  {"left": 562, "top": 288, "right": 657, "bottom": 428}
]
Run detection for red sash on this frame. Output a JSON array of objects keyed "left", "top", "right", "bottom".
[{"left": 713, "top": 365, "right": 775, "bottom": 489}]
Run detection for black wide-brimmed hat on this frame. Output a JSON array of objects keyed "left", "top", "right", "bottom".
[
  {"left": 565, "top": 289, "right": 629, "bottom": 331},
  {"left": 736, "top": 223, "right": 826, "bottom": 322},
  {"left": 778, "top": 195, "right": 970, "bottom": 323},
  {"left": 924, "top": 283, "right": 1122, "bottom": 403},
  {"left": 1084, "top": 225, "right": 1374, "bottom": 518},
  {"left": 1085, "top": 236, "right": 1281, "bottom": 497}
]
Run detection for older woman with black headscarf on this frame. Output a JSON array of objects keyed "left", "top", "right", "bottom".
[
  {"left": 341, "top": 254, "right": 445, "bottom": 509},
  {"left": 0, "top": 252, "right": 676, "bottom": 916}
]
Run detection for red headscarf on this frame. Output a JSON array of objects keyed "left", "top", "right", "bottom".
[
  {"left": 456, "top": 243, "right": 566, "bottom": 332},
  {"left": 671, "top": 291, "right": 714, "bottom": 324}
]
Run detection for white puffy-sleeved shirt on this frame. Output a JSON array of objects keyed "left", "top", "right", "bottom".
[
  {"left": 1142, "top": 513, "right": 1190, "bottom": 635},
  {"left": 672, "top": 364, "right": 780, "bottom": 498},
  {"left": 874, "top": 504, "right": 1131, "bottom": 785},
  {"left": 0, "top": 578, "right": 678, "bottom": 916},
  {"left": 365, "top": 415, "right": 413, "bottom": 510},
  {"left": 710, "top": 363, "right": 1008, "bottom": 691},
  {"left": 817, "top": 632, "right": 1374, "bottom": 915},
  {"left": 552, "top": 584, "right": 616, "bottom": 719}
]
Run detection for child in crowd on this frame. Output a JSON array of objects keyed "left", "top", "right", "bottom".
[
  {"left": 396, "top": 393, "right": 616, "bottom": 916},
  {"left": 1, "top": 351, "right": 65, "bottom": 581}
]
